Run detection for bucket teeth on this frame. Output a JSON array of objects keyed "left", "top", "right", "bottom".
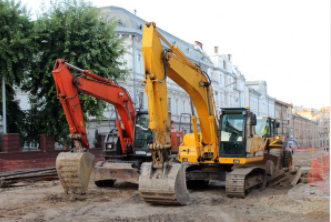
[
  {"left": 138, "top": 162, "right": 190, "bottom": 205},
  {"left": 56, "top": 151, "right": 95, "bottom": 194}
]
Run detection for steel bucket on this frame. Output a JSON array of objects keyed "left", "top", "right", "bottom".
[
  {"left": 138, "top": 162, "right": 190, "bottom": 205},
  {"left": 56, "top": 151, "right": 95, "bottom": 194}
]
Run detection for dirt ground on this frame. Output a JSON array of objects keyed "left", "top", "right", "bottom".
[{"left": 0, "top": 150, "right": 329, "bottom": 222}]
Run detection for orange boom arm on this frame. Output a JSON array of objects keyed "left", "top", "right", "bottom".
[{"left": 52, "top": 59, "right": 135, "bottom": 152}]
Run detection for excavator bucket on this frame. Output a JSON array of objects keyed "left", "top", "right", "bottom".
[
  {"left": 138, "top": 162, "right": 190, "bottom": 205},
  {"left": 56, "top": 151, "right": 95, "bottom": 194},
  {"left": 93, "top": 161, "right": 140, "bottom": 184}
]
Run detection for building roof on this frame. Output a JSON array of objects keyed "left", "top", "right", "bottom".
[
  {"left": 247, "top": 86, "right": 262, "bottom": 95},
  {"left": 320, "top": 107, "right": 330, "bottom": 112},
  {"left": 245, "top": 80, "right": 275, "bottom": 101},
  {"left": 266, "top": 95, "right": 276, "bottom": 101},
  {"left": 276, "top": 99, "right": 292, "bottom": 107},
  {"left": 294, "top": 106, "right": 330, "bottom": 114},
  {"left": 245, "top": 80, "right": 261, "bottom": 85},
  {"left": 212, "top": 66, "right": 236, "bottom": 78},
  {"left": 292, "top": 113, "right": 318, "bottom": 123}
]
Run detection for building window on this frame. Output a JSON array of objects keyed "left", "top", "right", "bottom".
[
  {"left": 223, "top": 93, "right": 226, "bottom": 106},
  {"left": 139, "top": 91, "right": 144, "bottom": 109},
  {"left": 223, "top": 61, "right": 227, "bottom": 70},
  {"left": 168, "top": 98, "right": 171, "bottom": 112},
  {"left": 235, "top": 80, "right": 239, "bottom": 90},
  {"left": 136, "top": 53, "right": 142, "bottom": 74},
  {"left": 176, "top": 99, "right": 179, "bottom": 115}
]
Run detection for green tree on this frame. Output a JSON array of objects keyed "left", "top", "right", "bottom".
[
  {"left": 0, "top": 0, "right": 35, "bottom": 135},
  {"left": 23, "top": 0, "right": 127, "bottom": 144}
]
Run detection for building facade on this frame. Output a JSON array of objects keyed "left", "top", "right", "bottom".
[
  {"left": 12, "top": 6, "right": 323, "bottom": 151},
  {"left": 209, "top": 51, "right": 246, "bottom": 109},
  {"left": 274, "top": 100, "right": 293, "bottom": 141},
  {"left": 245, "top": 81, "right": 275, "bottom": 118},
  {"left": 245, "top": 86, "right": 261, "bottom": 117},
  {"left": 292, "top": 113, "right": 319, "bottom": 148},
  {"left": 95, "top": 6, "right": 246, "bottom": 136},
  {"left": 318, "top": 108, "right": 330, "bottom": 148},
  {"left": 296, "top": 107, "right": 330, "bottom": 148}
]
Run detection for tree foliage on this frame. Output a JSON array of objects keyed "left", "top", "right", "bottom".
[
  {"left": 23, "top": 0, "right": 127, "bottom": 143},
  {"left": 0, "top": 0, "right": 35, "bottom": 135},
  {"left": 0, "top": 0, "right": 35, "bottom": 84}
]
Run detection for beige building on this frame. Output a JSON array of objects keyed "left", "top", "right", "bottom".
[
  {"left": 296, "top": 107, "right": 330, "bottom": 148},
  {"left": 274, "top": 100, "right": 292, "bottom": 141},
  {"left": 291, "top": 113, "right": 319, "bottom": 147}
]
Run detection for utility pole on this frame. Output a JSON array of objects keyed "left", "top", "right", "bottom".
[
  {"left": 132, "top": 35, "right": 137, "bottom": 106},
  {"left": 2, "top": 76, "right": 6, "bottom": 133},
  {"left": 281, "top": 104, "right": 284, "bottom": 136}
]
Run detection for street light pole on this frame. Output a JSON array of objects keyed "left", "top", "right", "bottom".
[
  {"left": 132, "top": 35, "right": 137, "bottom": 107},
  {"left": 2, "top": 75, "right": 6, "bottom": 133},
  {"left": 281, "top": 104, "right": 284, "bottom": 136}
]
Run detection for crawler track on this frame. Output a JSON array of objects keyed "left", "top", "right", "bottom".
[{"left": 226, "top": 167, "right": 265, "bottom": 198}]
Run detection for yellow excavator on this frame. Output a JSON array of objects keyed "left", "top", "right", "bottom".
[
  {"left": 139, "top": 22, "right": 291, "bottom": 204},
  {"left": 256, "top": 116, "right": 292, "bottom": 168}
]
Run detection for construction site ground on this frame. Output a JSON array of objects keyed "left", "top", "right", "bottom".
[{"left": 0, "top": 149, "right": 329, "bottom": 222}]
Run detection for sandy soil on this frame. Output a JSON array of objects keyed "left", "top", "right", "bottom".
[{"left": 0, "top": 150, "right": 329, "bottom": 222}]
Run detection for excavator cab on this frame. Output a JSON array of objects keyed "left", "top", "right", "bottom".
[
  {"left": 255, "top": 117, "right": 291, "bottom": 167},
  {"left": 255, "top": 117, "right": 272, "bottom": 138},
  {"left": 133, "top": 111, "right": 154, "bottom": 155},
  {"left": 219, "top": 109, "right": 246, "bottom": 157},
  {"left": 102, "top": 111, "right": 152, "bottom": 158},
  {"left": 133, "top": 111, "right": 182, "bottom": 156},
  {"left": 256, "top": 117, "right": 283, "bottom": 149},
  {"left": 219, "top": 108, "right": 265, "bottom": 164}
]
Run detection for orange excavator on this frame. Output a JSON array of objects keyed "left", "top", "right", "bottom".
[{"left": 52, "top": 59, "right": 180, "bottom": 194}]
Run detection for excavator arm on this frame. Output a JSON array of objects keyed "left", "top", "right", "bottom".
[
  {"left": 139, "top": 22, "right": 219, "bottom": 205},
  {"left": 142, "top": 22, "right": 219, "bottom": 162},
  {"left": 52, "top": 59, "right": 135, "bottom": 194}
]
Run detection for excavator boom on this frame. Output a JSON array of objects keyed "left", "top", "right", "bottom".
[
  {"left": 139, "top": 22, "right": 219, "bottom": 205},
  {"left": 52, "top": 59, "right": 135, "bottom": 193}
]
